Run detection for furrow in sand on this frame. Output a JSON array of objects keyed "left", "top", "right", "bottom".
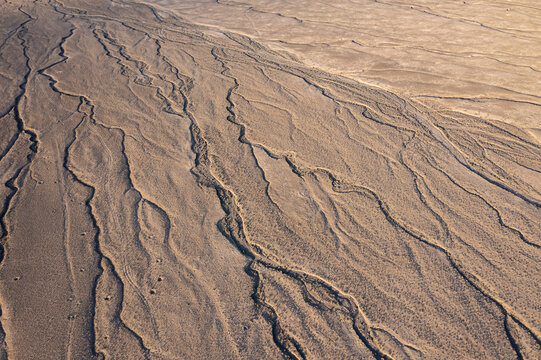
[
  {"left": 402, "top": 156, "right": 497, "bottom": 267},
  {"left": 74, "top": 100, "right": 161, "bottom": 356},
  {"left": 0, "top": 8, "right": 36, "bottom": 242},
  {"left": 323, "top": 170, "right": 541, "bottom": 354},
  {"left": 215, "top": 41, "right": 541, "bottom": 209},
  {"left": 445, "top": 111, "right": 541, "bottom": 150},
  {"left": 100, "top": 26, "right": 316, "bottom": 356},
  {"left": 86, "top": 17, "right": 317, "bottom": 356},
  {"left": 209, "top": 44, "right": 392, "bottom": 359},
  {"left": 63, "top": 100, "right": 107, "bottom": 360},
  {"left": 344, "top": 165, "right": 538, "bottom": 355},
  {"left": 65, "top": 99, "right": 153, "bottom": 360},
  {"left": 213, "top": 34, "right": 527, "bottom": 358},
  {"left": 414, "top": 95, "right": 541, "bottom": 108},
  {"left": 396, "top": 151, "right": 541, "bottom": 354},
  {"left": 164, "top": 46, "right": 311, "bottom": 360},
  {"left": 418, "top": 121, "right": 541, "bottom": 208},
  {"left": 426, "top": 157, "right": 541, "bottom": 249},
  {"left": 481, "top": 145, "right": 541, "bottom": 176},
  {"left": 94, "top": 6, "right": 541, "bottom": 356},
  {"left": 37, "top": 4, "right": 154, "bottom": 356},
  {"left": 0, "top": 13, "right": 31, "bottom": 54},
  {"left": 427, "top": 117, "right": 541, "bottom": 200},
  {"left": 206, "top": 38, "right": 541, "bottom": 351},
  {"left": 0, "top": 10, "right": 39, "bottom": 358},
  {"left": 87, "top": 21, "right": 250, "bottom": 358},
  {"left": 0, "top": 110, "right": 20, "bottom": 168},
  {"left": 189, "top": 109, "right": 310, "bottom": 360}
]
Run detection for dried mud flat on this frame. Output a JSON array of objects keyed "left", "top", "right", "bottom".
[{"left": 0, "top": 0, "right": 540, "bottom": 359}]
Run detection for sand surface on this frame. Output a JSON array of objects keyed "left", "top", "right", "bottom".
[{"left": 0, "top": 0, "right": 540, "bottom": 359}]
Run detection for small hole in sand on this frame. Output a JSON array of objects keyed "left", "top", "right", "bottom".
[
  {"left": 104, "top": 295, "right": 111, "bottom": 301},
  {"left": 150, "top": 289, "right": 156, "bottom": 295},
  {"left": 13, "top": 276, "right": 20, "bottom": 281},
  {"left": 157, "top": 276, "right": 163, "bottom": 282}
]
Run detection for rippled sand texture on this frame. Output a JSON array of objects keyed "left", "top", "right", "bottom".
[{"left": 0, "top": 0, "right": 540, "bottom": 359}]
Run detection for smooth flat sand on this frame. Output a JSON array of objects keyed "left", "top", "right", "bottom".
[{"left": 0, "top": 0, "right": 540, "bottom": 359}]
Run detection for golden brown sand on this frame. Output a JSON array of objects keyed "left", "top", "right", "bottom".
[{"left": 0, "top": 0, "right": 540, "bottom": 359}]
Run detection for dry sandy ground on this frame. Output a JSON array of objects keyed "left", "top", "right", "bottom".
[{"left": 0, "top": 0, "right": 540, "bottom": 359}]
